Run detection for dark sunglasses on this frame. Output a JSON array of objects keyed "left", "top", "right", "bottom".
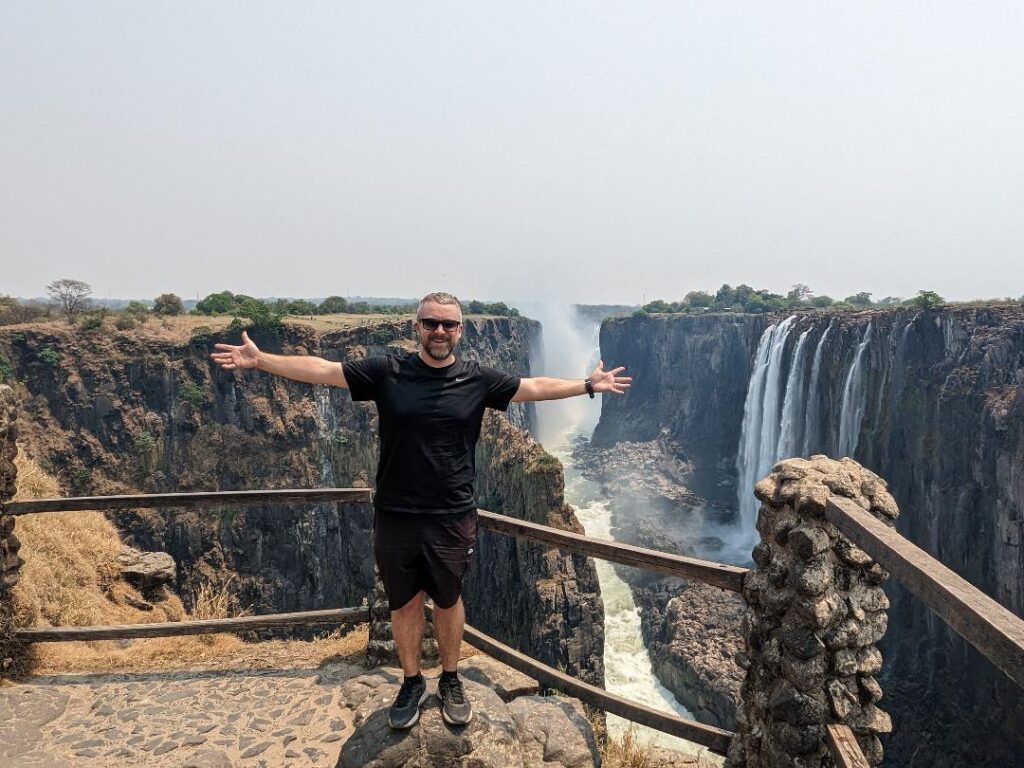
[{"left": 419, "top": 318, "right": 461, "bottom": 332}]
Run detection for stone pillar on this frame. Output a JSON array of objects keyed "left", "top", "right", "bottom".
[
  {"left": 727, "top": 456, "right": 895, "bottom": 768},
  {"left": 366, "top": 576, "right": 439, "bottom": 669},
  {"left": 0, "top": 385, "right": 25, "bottom": 678}
]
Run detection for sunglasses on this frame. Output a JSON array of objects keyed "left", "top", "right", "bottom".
[{"left": 419, "top": 318, "right": 461, "bottom": 332}]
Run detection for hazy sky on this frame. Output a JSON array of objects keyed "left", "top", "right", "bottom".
[{"left": 3, "top": 2, "right": 1022, "bottom": 304}]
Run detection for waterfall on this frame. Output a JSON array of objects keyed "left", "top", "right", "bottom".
[
  {"left": 776, "top": 330, "right": 810, "bottom": 460},
  {"left": 802, "top": 320, "right": 834, "bottom": 457},
  {"left": 313, "top": 385, "right": 338, "bottom": 486},
  {"left": 838, "top": 323, "right": 874, "bottom": 458},
  {"left": 736, "top": 316, "right": 797, "bottom": 533}
]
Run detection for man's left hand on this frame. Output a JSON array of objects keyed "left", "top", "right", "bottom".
[{"left": 590, "top": 361, "right": 631, "bottom": 395}]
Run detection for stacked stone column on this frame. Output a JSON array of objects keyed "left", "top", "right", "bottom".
[
  {"left": 0, "top": 385, "right": 24, "bottom": 678},
  {"left": 366, "top": 576, "right": 439, "bottom": 669},
  {"left": 727, "top": 456, "right": 895, "bottom": 768}
]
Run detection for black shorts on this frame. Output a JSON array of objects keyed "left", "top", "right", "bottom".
[{"left": 373, "top": 509, "right": 478, "bottom": 611}]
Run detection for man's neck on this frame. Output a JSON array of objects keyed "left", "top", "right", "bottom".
[{"left": 417, "top": 349, "right": 455, "bottom": 368}]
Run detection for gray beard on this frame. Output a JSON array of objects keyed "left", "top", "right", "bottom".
[{"left": 425, "top": 340, "right": 455, "bottom": 360}]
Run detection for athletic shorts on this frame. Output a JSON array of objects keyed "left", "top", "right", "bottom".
[{"left": 373, "top": 508, "right": 478, "bottom": 611}]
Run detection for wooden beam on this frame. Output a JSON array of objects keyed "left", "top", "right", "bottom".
[
  {"left": 825, "top": 724, "right": 871, "bottom": 768},
  {"left": 5, "top": 488, "right": 373, "bottom": 516},
  {"left": 478, "top": 509, "right": 747, "bottom": 592},
  {"left": 826, "top": 496, "right": 1024, "bottom": 690},
  {"left": 455, "top": 616, "right": 735, "bottom": 755},
  {"left": 14, "top": 606, "right": 369, "bottom": 642}
]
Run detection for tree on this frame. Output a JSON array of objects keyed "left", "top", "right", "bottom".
[
  {"left": 844, "top": 292, "right": 874, "bottom": 307},
  {"left": 153, "top": 293, "right": 184, "bottom": 316},
  {"left": 910, "top": 290, "right": 944, "bottom": 310},
  {"left": 787, "top": 284, "right": 813, "bottom": 303},
  {"left": 684, "top": 290, "right": 714, "bottom": 308},
  {"left": 123, "top": 301, "right": 150, "bottom": 321},
  {"left": 195, "top": 291, "right": 237, "bottom": 315},
  {"left": 318, "top": 296, "right": 348, "bottom": 314},
  {"left": 811, "top": 295, "right": 835, "bottom": 308},
  {"left": 875, "top": 296, "right": 904, "bottom": 307},
  {"left": 46, "top": 279, "right": 92, "bottom": 323}
]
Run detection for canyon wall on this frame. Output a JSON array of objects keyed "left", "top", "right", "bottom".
[
  {"left": 594, "top": 306, "right": 1024, "bottom": 767},
  {"left": 0, "top": 316, "right": 602, "bottom": 682}
]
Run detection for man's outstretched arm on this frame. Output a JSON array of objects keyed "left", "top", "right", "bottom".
[
  {"left": 210, "top": 331, "right": 348, "bottom": 387},
  {"left": 511, "top": 361, "right": 630, "bottom": 403}
]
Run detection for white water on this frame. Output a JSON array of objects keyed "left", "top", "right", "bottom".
[
  {"left": 838, "top": 323, "right": 873, "bottom": 458},
  {"left": 551, "top": 433, "right": 717, "bottom": 759},
  {"left": 776, "top": 330, "right": 810, "bottom": 460},
  {"left": 802, "top": 320, "right": 834, "bottom": 457},
  {"left": 736, "top": 315, "right": 797, "bottom": 535},
  {"left": 529, "top": 303, "right": 719, "bottom": 761}
]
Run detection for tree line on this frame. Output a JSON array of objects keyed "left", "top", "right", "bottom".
[
  {"left": 0, "top": 281, "right": 521, "bottom": 327},
  {"left": 636, "top": 284, "right": 954, "bottom": 315}
]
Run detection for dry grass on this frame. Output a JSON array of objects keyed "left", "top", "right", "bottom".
[
  {"left": 11, "top": 451, "right": 185, "bottom": 630},
  {"left": 601, "top": 726, "right": 657, "bottom": 768},
  {"left": 7, "top": 451, "right": 364, "bottom": 678}
]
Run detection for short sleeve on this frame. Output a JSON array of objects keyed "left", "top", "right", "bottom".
[
  {"left": 480, "top": 365, "right": 521, "bottom": 411},
  {"left": 343, "top": 355, "right": 391, "bottom": 402}
]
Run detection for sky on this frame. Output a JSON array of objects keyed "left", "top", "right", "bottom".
[{"left": 2, "top": 2, "right": 1023, "bottom": 305}]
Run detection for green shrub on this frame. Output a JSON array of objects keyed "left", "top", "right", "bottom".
[
  {"left": 79, "top": 312, "right": 105, "bottom": 331},
  {"left": 226, "top": 318, "right": 245, "bottom": 332},
  {"left": 115, "top": 314, "right": 137, "bottom": 330},
  {"left": 37, "top": 347, "right": 60, "bottom": 366},
  {"left": 133, "top": 431, "right": 157, "bottom": 454},
  {"left": 178, "top": 379, "right": 206, "bottom": 408},
  {"left": 0, "top": 355, "right": 11, "bottom": 383},
  {"left": 190, "top": 325, "right": 214, "bottom": 343}
]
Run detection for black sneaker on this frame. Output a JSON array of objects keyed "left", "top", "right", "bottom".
[
  {"left": 389, "top": 675, "right": 428, "bottom": 729},
  {"left": 438, "top": 674, "right": 473, "bottom": 725}
]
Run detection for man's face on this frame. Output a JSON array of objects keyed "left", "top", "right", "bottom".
[{"left": 416, "top": 301, "right": 463, "bottom": 360}]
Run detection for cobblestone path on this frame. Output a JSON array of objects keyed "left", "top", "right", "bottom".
[{"left": 0, "top": 661, "right": 366, "bottom": 767}]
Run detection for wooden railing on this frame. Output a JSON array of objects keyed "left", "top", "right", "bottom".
[
  {"left": 11, "top": 487, "right": 1024, "bottom": 764},
  {"left": 7, "top": 487, "right": 741, "bottom": 756}
]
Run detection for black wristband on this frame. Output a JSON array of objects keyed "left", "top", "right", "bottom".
[{"left": 584, "top": 378, "right": 595, "bottom": 399}]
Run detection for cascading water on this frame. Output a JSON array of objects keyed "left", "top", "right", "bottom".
[
  {"left": 838, "top": 323, "right": 873, "bottom": 458},
  {"left": 776, "top": 330, "right": 810, "bottom": 460},
  {"left": 802, "top": 320, "right": 834, "bottom": 457},
  {"left": 736, "top": 316, "right": 797, "bottom": 534}
]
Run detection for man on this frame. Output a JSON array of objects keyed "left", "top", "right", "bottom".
[{"left": 211, "top": 292, "right": 630, "bottom": 729}]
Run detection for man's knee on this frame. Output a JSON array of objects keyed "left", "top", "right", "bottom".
[{"left": 392, "top": 591, "right": 425, "bottom": 616}]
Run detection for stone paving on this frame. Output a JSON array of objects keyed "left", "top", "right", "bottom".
[{"left": 0, "top": 660, "right": 368, "bottom": 767}]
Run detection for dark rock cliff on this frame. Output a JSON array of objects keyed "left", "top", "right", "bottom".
[
  {"left": 593, "top": 306, "right": 1024, "bottom": 767},
  {"left": 0, "top": 317, "right": 603, "bottom": 682}
]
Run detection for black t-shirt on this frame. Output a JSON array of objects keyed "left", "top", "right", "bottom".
[{"left": 343, "top": 351, "right": 521, "bottom": 515}]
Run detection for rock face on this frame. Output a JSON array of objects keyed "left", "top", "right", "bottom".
[
  {"left": 0, "top": 317, "right": 602, "bottom": 685},
  {"left": 466, "top": 413, "right": 605, "bottom": 685},
  {"left": 595, "top": 306, "right": 1024, "bottom": 767},
  {"left": 335, "top": 665, "right": 602, "bottom": 768}
]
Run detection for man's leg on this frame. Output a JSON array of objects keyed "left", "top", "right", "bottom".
[
  {"left": 391, "top": 591, "right": 425, "bottom": 677},
  {"left": 432, "top": 596, "right": 465, "bottom": 672}
]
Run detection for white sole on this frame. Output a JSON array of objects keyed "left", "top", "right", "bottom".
[
  {"left": 441, "top": 706, "right": 474, "bottom": 726},
  {"left": 389, "top": 690, "right": 430, "bottom": 729}
]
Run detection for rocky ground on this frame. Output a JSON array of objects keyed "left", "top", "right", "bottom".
[
  {"left": 0, "top": 653, "right": 717, "bottom": 768},
  {"left": 572, "top": 435, "right": 744, "bottom": 730}
]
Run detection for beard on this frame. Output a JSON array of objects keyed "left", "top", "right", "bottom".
[{"left": 424, "top": 335, "right": 457, "bottom": 360}]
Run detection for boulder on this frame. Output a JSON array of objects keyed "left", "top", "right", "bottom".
[
  {"left": 117, "top": 546, "right": 176, "bottom": 591},
  {"left": 336, "top": 668, "right": 601, "bottom": 768}
]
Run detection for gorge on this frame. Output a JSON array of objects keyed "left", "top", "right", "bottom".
[{"left": 592, "top": 305, "right": 1024, "bottom": 767}]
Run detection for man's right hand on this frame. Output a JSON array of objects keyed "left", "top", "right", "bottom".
[{"left": 211, "top": 330, "right": 261, "bottom": 371}]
